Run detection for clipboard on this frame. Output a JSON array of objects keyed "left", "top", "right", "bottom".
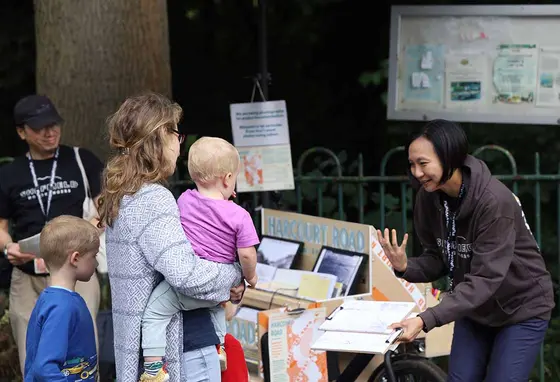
[
  {"left": 312, "top": 301, "right": 417, "bottom": 356},
  {"left": 311, "top": 328, "right": 403, "bottom": 355},
  {"left": 320, "top": 300, "right": 416, "bottom": 334}
]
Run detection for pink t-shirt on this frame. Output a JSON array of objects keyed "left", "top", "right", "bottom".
[{"left": 177, "top": 189, "right": 260, "bottom": 264}]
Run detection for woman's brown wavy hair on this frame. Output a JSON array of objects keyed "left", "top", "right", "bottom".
[{"left": 98, "top": 92, "right": 182, "bottom": 227}]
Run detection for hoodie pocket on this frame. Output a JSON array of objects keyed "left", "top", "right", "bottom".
[{"left": 495, "top": 295, "right": 523, "bottom": 316}]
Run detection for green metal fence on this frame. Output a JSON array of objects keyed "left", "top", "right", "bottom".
[{"left": 291, "top": 144, "right": 559, "bottom": 381}]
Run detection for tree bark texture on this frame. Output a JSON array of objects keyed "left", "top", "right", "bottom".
[{"left": 34, "top": 0, "right": 172, "bottom": 159}]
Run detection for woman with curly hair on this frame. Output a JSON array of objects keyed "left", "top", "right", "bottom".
[{"left": 97, "top": 92, "right": 245, "bottom": 382}]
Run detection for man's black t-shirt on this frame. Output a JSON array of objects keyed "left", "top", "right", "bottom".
[{"left": 0, "top": 145, "right": 103, "bottom": 275}]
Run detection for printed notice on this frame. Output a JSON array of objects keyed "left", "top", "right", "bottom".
[
  {"left": 268, "top": 315, "right": 290, "bottom": 382},
  {"left": 230, "top": 101, "right": 290, "bottom": 147},
  {"left": 230, "top": 101, "right": 294, "bottom": 193},
  {"left": 402, "top": 44, "right": 445, "bottom": 105},
  {"left": 445, "top": 54, "right": 488, "bottom": 108},
  {"left": 236, "top": 145, "right": 294, "bottom": 192},
  {"left": 536, "top": 47, "right": 560, "bottom": 108},
  {"left": 493, "top": 44, "right": 537, "bottom": 104},
  {"left": 268, "top": 309, "right": 328, "bottom": 382}
]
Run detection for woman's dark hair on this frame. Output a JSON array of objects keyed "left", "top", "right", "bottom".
[{"left": 406, "top": 119, "right": 469, "bottom": 185}]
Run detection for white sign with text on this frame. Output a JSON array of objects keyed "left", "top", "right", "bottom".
[
  {"left": 230, "top": 100, "right": 294, "bottom": 193},
  {"left": 230, "top": 101, "right": 290, "bottom": 147}
]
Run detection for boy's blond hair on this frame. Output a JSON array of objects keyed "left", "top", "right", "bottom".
[
  {"left": 188, "top": 137, "right": 240, "bottom": 185},
  {"left": 40, "top": 215, "right": 100, "bottom": 270}
]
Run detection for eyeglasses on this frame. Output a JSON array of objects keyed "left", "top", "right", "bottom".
[{"left": 171, "top": 128, "right": 185, "bottom": 144}]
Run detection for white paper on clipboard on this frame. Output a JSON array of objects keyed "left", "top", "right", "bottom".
[
  {"left": 319, "top": 300, "right": 416, "bottom": 334},
  {"left": 311, "top": 330, "right": 399, "bottom": 355},
  {"left": 311, "top": 312, "right": 417, "bottom": 355}
]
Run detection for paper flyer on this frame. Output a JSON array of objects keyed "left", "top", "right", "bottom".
[
  {"left": 492, "top": 44, "right": 537, "bottom": 104},
  {"left": 536, "top": 47, "right": 560, "bottom": 108},
  {"left": 236, "top": 145, "right": 294, "bottom": 193},
  {"left": 445, "top": 53, "right": 488, "bottom": 108},
  {"left": 230, "top": 101, "right": 295, "bottom": 193},
  {"left": 402, "top": 44, "right": 445, "bottom": 105},
  {"left": 268, "top": 308, "right": 328, "bottom": 382}
]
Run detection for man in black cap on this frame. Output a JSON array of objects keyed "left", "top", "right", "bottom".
[{"left": 0, "top": 94, "right": 104, "bottom": 373}]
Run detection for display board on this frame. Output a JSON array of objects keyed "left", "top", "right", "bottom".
[
  {"left": 387, "top": 5, "right": 560, "bottom": 125},
  {"left": 261, "top": 208, "right": 372, "bottom": 294}
]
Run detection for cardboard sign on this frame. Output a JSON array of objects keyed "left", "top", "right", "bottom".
[{"left": 261, "top": 208, "right": 372, "bottom": 294}]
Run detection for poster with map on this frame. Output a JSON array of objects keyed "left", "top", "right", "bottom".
[{"left": 268, "top": 308, "right": 328, "bottom": 382}]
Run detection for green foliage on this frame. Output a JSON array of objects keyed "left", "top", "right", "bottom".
[
  {"left": 0, "top": 290, "right": 22, "bottom": 381},
  {"left": 185, "top": 8, "right": 200, "bottom": 20},
  {"left": 359, "top": 59, "right": 389, "bottom": 106}
]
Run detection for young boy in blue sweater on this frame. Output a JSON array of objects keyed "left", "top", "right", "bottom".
[{"left": 24, "top": 215, "right": 100, "bottom": 381}]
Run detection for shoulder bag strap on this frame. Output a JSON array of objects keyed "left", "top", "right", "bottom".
[{"left": 73, "top": 146, "right": 91, "bottom": 199}]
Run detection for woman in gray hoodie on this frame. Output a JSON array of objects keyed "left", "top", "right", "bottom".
[{"left": 378, "top": 119, "right": 554, "bottom": 381}]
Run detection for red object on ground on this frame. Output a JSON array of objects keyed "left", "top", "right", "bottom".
[{"left": 220, "top": 333, "right": 249, "bottom": 382}]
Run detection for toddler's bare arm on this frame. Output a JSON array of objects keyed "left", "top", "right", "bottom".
[{"left": 238, "top": 246, "right": 257, "bottom": 287}]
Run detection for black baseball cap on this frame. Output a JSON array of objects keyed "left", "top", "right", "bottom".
[{"left": 13, "top": 95, "right": 63, "bottom": 130}]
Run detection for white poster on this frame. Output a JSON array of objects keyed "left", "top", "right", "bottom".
[
  {"left": 230, "top": 101, "right": 295, "bottom": 193},
  {"left": 445, "top": 54, "right": 488, "bottom": 108},
  {"left": 536, "top": 47, "right": 560, "bottom": 108},
  {"left": 230, "top": 101, "right": 290, "bottom": 147},
  {"left": 492, "top": 44, "right": 538, "bottom": 104},
  {"left": 236, "top": 145, "right": 294, "bottom": 193},
  {"left": 268, "top": 309, "right": 328, "bottom": 382}
]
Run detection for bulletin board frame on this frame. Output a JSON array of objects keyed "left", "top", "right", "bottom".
[{"left": 387, "top": 5, "right": 560, "bottom": 126}]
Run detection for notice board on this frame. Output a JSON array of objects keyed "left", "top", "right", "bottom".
[{"left": 387, "top": 5, "right": 560, "bottom": 125}]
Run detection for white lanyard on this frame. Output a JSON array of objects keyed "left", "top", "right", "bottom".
[
  {"left": 442, "top": 183, "right": 465, "bottom": 290},
  {"left": 443, "top": 200, "right": 458, "bottom": 287},
  {"left": 27, "top": 148, "right": 59, "bottom": 220}
]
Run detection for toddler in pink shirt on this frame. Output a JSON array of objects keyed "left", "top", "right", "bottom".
[{"left": 140, "top": 137, "right": 259, "bottom": 381}]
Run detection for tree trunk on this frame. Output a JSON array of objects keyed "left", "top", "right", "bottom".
[{"left": 34, "top": 0, "right": 172, "bottom": 160}]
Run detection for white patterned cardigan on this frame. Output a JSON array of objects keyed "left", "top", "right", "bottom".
[{"left": 106, "top": 183, "right": 242, "bottom": 382}]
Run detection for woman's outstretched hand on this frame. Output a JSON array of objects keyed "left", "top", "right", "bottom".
[{"left": 376, "top": 228, "right": 409, "bottom": 273}]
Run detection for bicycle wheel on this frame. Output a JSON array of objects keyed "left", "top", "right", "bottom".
[{"left": 368, "top": 358, "right": 447, "bottom": 382}]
